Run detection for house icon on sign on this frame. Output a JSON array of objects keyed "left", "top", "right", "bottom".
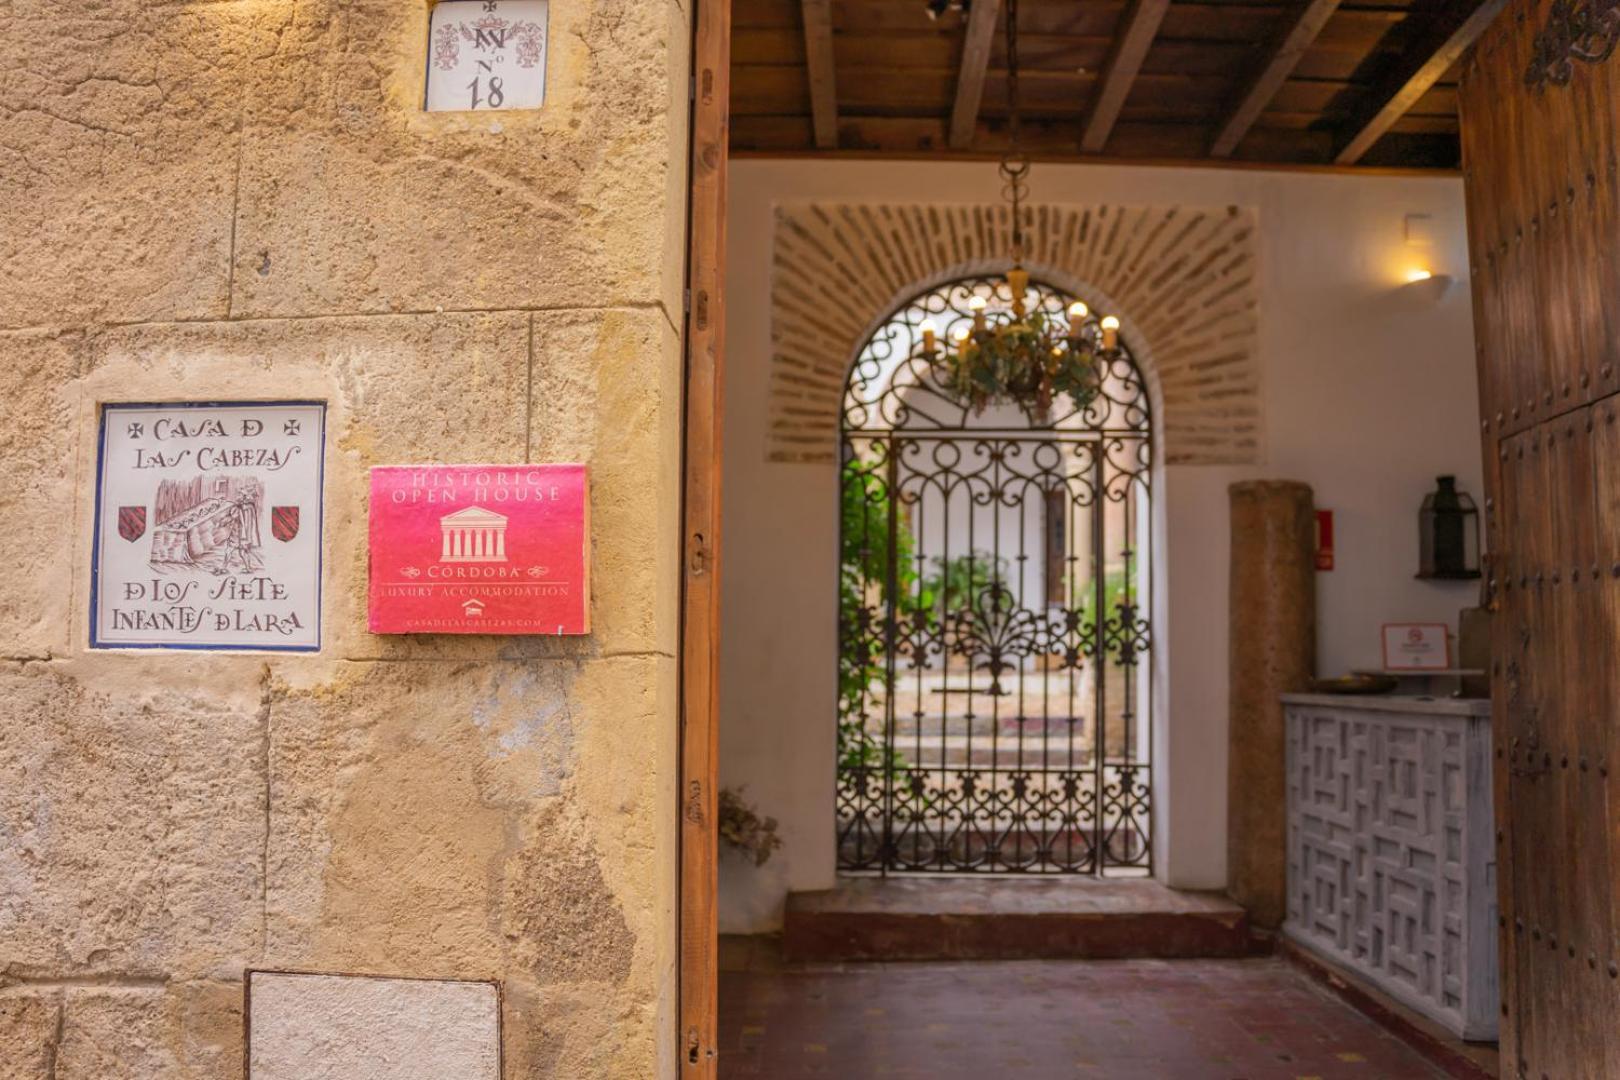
[{"left": 462, "top": 598, "right": 487, "bottom": 617}]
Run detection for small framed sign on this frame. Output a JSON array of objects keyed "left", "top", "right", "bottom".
[
  {"left": 1381, "top": 622, "right": 1452, "bottom": 671},
  {"left": 368, "top": 465, "right": 589, "bottom": 635},
  {"left": 426, "top": 0, "right": 549, "bottom": 112},
  {"left": 91, "top": 401, "right": 326, "bottom": 651}
]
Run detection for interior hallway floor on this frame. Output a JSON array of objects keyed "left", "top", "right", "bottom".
[{"left": 718, "top": 955, "right": 1473, "bottom": 1079}]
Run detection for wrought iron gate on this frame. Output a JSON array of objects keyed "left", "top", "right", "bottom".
[{"left": 836, "top": 276, "right": 1154, "bottom": 875}]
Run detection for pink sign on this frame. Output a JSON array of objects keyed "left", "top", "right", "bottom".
[{"left": 368, "top": 465, "right": 589, "bottom": 635}]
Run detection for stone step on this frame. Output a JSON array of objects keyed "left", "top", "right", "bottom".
[
  {"left": 845, "top": 743, "right": 1135, "bottom": 768},
  {"left": 783, "top": 877, "right": 1254, "bottom": 963},
  {"left": 887, "top": 715, "right": 1099, "bottom": 737},
  {"left": 885, "top": 747, "right": 1098, "bottom": 767}
]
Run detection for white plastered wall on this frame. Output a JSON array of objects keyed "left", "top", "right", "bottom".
[{"left": 719, "top": 159, "right": 1482, "bottom": 933}]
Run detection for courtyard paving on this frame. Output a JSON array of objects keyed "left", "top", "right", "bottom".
[{"left": 718, "top": 956, "right": 1467, "bottom": 1078}]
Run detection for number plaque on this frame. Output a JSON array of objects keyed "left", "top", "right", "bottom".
[{"left": 426, "top": 0, "right": 549, "bottom": 113}]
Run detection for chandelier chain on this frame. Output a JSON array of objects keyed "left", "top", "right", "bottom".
[
  {"left": 912, "top": 0, "right": 1122, "bottom": 422},
  {"left": 1000, "top": 0, "right": 1029, "bottom": 264},
  {"left": 1007, "top": 0, "right": 1021, "bottom": 150}
]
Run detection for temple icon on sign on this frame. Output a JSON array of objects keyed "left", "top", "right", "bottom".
[{"left": 440, "top": 506, "right": 509, "bottom": 563}]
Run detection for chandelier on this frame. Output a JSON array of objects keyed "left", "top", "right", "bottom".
[{"left": 918, "top": 0, "right": 1120, "bottom": 422}]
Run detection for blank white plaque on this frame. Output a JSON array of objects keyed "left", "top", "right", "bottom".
[
  {"left": 247, "top": 972, "right": 500, "bottom": 1080},
  {"left": 426, "top": 0, "right": 549, "bottom": 112}
]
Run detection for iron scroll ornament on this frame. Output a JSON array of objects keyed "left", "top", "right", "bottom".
[
  {"left": 837, "top": 276, "right": 1155, "bottom": 876},
  {"left": 1526, "top": 0, "right": 1620, "bottom": 89}
]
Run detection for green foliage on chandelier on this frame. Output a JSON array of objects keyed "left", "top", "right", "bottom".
[{"left": 940, "top": 309, "right": 1104, "bottom": 419}]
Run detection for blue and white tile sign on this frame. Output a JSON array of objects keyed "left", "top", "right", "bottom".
[
  {"left": 426, "top": 1, "right": 549, "bottom": 112},
  {"left": 91, "top": 402, "right": 326, "bottom": 651}
]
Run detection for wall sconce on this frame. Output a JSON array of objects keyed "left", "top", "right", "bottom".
[
  {"left": 1400, "top": 267, "right": 1456, "bottom": 302},
  {"left": 1417, "top": 475, "right": 1481, "bottom": 580}
]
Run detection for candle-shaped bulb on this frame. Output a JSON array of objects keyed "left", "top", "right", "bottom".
[
  {"left": 921, "top": 320, "right": 937, "bottom": 353},
  {"left": 1067, "top": 301, "right": 1088, "bottom": 336},
  {"left": 953, "top": 326, "right": 972, "bottom": 346},
  {"left": 1101, "top": 315, "right": 1120, "bottom": 350},
  {"left": 969, "top": 295, "right": 988, "bottom": 331},
  {"left": 1008, "top": 268, "right": 1030, "bottom": 316}
]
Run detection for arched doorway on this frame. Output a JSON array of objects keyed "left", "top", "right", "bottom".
[{"left": 837, "top": 274, "right": 1154, "bottom": 876}]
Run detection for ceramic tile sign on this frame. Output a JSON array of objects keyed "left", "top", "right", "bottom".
[
  {"left": 91, "top": 402, "right": 326, "bottom": 651},
  {"left": 425, "top": 0, "right": 549, "bottom": 112},
  {"left": 368, "top": 465, "right": 589, "bottom": 635}
]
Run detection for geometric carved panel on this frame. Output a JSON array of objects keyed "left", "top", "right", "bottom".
[
  {"left": 1284, "top": 697, "right": 1498, "bottom": 1040},
  {"left": 768, "top": 202, "right": 1261, "bottom": 465}
]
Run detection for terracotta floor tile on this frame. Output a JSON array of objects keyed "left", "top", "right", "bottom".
[{"left": 719, "top": 958, "right": 1458, "bottom": 1079}]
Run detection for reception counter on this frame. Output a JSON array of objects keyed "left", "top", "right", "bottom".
[{"left": 1281, "top": 693, "right": 1497, "bottom": 1041}]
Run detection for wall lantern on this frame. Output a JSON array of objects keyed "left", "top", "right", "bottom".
[
  {"left": 1399, "top": 266, "right": 1457, "bottom": 302},
  {"left": 1417, "top": 475, "right": 1481, "bottom": 580}
]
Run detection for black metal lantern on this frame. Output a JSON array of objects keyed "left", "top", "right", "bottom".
[{"left": 1418, "top": 475, "right": 1481, "bottom": 580}]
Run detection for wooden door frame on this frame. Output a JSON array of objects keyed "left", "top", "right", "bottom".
[{"left": 679, "top": 0, "right": 729, "bottom": 1073}]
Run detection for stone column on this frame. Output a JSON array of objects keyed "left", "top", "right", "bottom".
[{"left": 1227, "top": 480, "right": 1316, "bottom": 929}]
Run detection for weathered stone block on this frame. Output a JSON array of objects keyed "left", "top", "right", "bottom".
[
  {"left": 0, "top": 991, "right": 57, "bottom": 1080},
  {"left": 55, "top": 983, "right": 240, "bottom": 1080},
  {"left": 230, "top": 0, "right": 682, "bottom": 317},
  {"left": 0, "top": 662, "right": 263, "bottom": 979},
  {"left": 0, "top": 332, "right": 80, "bottom": 657},
  {"left": 263, "top": 654, "right": 671, "bottom": 1071},
  {"left": 264, "top": 660, "right": 579, "bottom": 975},
  {"left": 57, "top": 989, "right": 178, "bottom": 1079},
  {"left": 0, "top": 2, "right": 246, "bottom": 328},
  {"left": 82, "top": 313, "right": 532, "bottom": 465},
  {"left": 500, "top": 979, "right": 651, "bottom": 1080},
  {"left": 530, "top": 307, "right": 681, "bottom": 656},
  {"left": 500, "top": 802, "right": 634, "bottom": 988}
]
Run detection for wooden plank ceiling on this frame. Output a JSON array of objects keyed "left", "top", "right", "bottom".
[{"left": 732, "top": 0, "right": 1505, "bottom": 168}]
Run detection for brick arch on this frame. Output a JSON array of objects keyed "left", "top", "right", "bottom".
[{"left": 767, "top": 202, "right": 1263, "bottom": 465}]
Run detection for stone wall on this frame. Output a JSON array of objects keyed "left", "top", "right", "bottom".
[{"left": 0, "top": 1, "right": 688, "bottom": 1076}]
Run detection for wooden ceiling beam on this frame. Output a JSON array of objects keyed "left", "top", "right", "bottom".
[
  {"left": 949, "top": 0, "right": 1004, "bottom": 150},
  {"left": 1080, "top": 0, "right": 1171, "bottom": 153},
  {"left": 801, "top": 0, "right": 839, "bottom": 149},
  {"left": 1211, "top": 0, "right": 1342, "bottom": 158},
  {"left": 1334, "top": 0, "right": 1506, "bottom": 164}
]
